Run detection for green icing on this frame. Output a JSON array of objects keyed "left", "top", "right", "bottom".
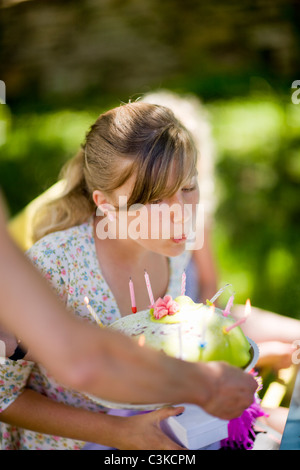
[
  {"left": 110, "top": 296, "right": 252, "bottom": 369},
  {"left": 149, "top": 296, "right": 203, "bottom": 324},
  {"left": 198, "top": 311, "right": 251, "bottom": 368},
  {"left": 174, "top": 295, "right": 196, "bottom": 306}
]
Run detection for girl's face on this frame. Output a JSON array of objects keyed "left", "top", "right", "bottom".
[{"left": 107, "top": 170, "right": 200, "bottom": 257}]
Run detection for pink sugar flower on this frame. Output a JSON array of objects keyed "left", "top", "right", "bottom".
[{"left": 153, "top": 295, "right": 179, "bottom": 319}]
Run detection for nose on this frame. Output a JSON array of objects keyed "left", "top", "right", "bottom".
[
  {"left": 169, "top": 193, "right": 183, "bottom": 224},
  {"left": 169, "top": 193, "right": 192, "bottom": 227},
  {"left": 173, "top": 205, "right": 183, "bottom": 224}
]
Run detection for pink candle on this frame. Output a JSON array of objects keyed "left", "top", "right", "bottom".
[
  {"left": 224, "top": 317, "right": 247, "bottom": 333},
  {"left": 222, "top": 294, "right": 235, "bottom": 317},
  {"left": 129, "top": 277, "right": 137, "bottom": 313},
  {"left": 181, "top": 270, "right": 186, "bottom": 296},
  {"left": 144, "top": 270, "right": 154, "bottom": 307},
  {"left": 224, "top": 299, "right": 251, "bottom": 333}
]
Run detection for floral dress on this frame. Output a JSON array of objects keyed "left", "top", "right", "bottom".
[{"left": 0, "top": 216, "right": 191, "bottom": 450}]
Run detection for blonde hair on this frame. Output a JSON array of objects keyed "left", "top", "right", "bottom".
[
  {"left": 32, "top": 102, "right": 197, "bottom": 242},
  {"left": 142, "top": 90, "right": 216, "bottom": 223}
]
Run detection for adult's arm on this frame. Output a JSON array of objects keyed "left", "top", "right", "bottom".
[
  {"left": 233, "top": 304, "right": 300, "bottom": 345},
  {"left": 0, "top": 197, "right": 256, "bottom": 416}
]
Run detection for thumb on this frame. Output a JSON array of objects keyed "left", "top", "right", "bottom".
[{"left": 155, "top": 406, "right": 185, "bottom": 422}]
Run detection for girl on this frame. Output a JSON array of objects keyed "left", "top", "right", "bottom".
[{"left": 0, "top": 102, "right": 202, "bottom": 450}]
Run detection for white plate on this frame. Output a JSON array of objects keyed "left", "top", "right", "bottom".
[{"left": 85, "top": 336, "right": 259, "bottom": 410}]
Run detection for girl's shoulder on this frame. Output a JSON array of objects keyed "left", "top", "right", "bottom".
[{"left": 26, "top": 218, "right": 94, "bottom": 259}]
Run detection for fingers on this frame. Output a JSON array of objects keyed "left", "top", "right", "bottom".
[
  {"left": 202, "top": 361, "right": 258, "bottom": 420},
  {"left": 159, "top": 428, "right": 187, "bottom": 451},
  {"left": 164, "top": 440, "right": 187, "bottom": 451},
  {"left": 151, "top": 406, "right": 187, "bottom": 450}
]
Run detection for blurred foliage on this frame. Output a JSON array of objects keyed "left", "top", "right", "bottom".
[
  {"left": 0, "top": 106, "right": 98, "bottom": 215},
  {"left": 209, "top": 95, "right": 300, "bottom": 319}
]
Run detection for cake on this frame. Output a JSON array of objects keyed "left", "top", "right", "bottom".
[{"left": 109, "top": 294, "right": 252, "bottom": 369}]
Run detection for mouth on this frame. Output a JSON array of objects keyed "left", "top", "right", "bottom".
[{"left": 171, "top": 235, "right": 187, "bottom": 244}]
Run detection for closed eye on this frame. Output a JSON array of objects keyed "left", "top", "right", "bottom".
[
  {"left": 182, "top": 185, "right": 197, "bottom": 192},
  {"left": 151, "top": 199, "right": 163, "bottom": 205},
  {"left": 150, "top": 185, "right": 197, "bottom": 204}
]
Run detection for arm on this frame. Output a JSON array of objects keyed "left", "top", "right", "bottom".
[
  {"left": 232, "top": 304, "right": 300, "bottom": 370},
  {"left": 0, "top": 229, "right": 256, "bottom": 414},
  {"left": 0, "top": 197, "right": 72, "bottom": 360},
  {"left": 0, "top": 325, "right": 19, "bottom": 358},
  {"left": 232, "top": 304, "right": 300, "bottom": 344},
  {"left": 0, "top": 196, "right": 257, "bottom": 415},
  {"left": 0, "top": 388, "right": 186, "bottom": 450}
]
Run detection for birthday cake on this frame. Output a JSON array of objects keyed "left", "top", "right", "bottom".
[{"left": 109, "top": 294, "right": 252, "bottom": 369}]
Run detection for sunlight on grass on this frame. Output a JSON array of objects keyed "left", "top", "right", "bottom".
[
  {"left": 0, "top": 109, "right": 98, "bottom": 161},
  {"left": 265, "top": 247, "right": 295, "bottom": 289},
  {"left": 208, "top": 98, "right": 286, "bottom": 159}
]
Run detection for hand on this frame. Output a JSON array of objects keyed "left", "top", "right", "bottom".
[
  {"left": 200, "top": 361, "right": 257, "bottom": 420},
  {"left": 0, "top": 325, "right": 18, "bottom": 358},
  {"left": 257, "top": 341, "right": 296, "bottom": 371},
  {"left": 115, "top": 406, "right": 186, "bottom": 450}
]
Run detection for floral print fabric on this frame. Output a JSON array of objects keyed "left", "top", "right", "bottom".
[{"left": 0, "top": 216, "right": 191, "bottom": 449}]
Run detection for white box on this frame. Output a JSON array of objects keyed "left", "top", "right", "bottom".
[{"left": 161, "top": 404, "right": 228, "bottom": 450}]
